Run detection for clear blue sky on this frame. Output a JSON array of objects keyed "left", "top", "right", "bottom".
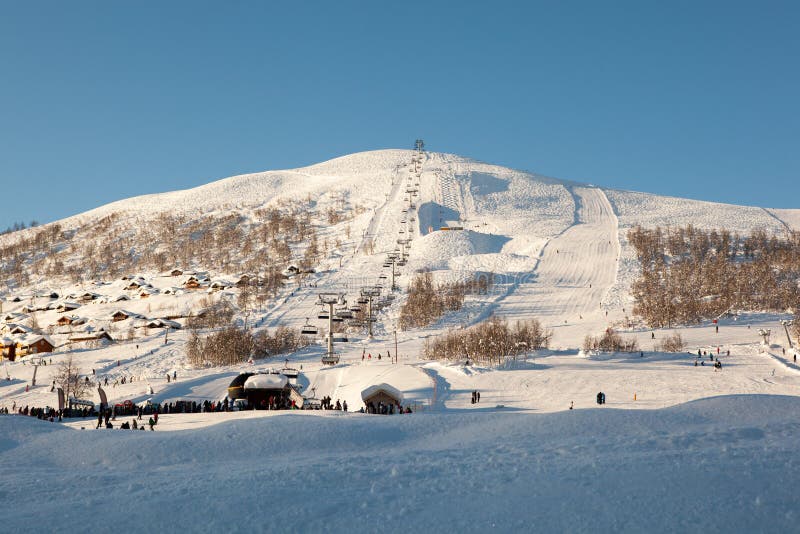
[{"left": 1, "top": 1, "right": 798, "bottom": 229}]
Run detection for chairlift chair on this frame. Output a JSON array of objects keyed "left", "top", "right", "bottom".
[
  {"left": 301, "top": 319, "right": 319, "bottom": 335},
  {"left": 335, "top": 308, "right": 353, "bottom": 319}
]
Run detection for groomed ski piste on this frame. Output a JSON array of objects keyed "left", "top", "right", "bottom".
[{"left": 2, "top": 150, "right": 800, "bottom": 532}]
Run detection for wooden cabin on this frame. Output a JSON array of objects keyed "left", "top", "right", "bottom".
[
  {"left": 55, "top": 302, "right": 80, "bottom": 313},
  {"left": 209, "top": 280, "right": 233, "bottom": 291},
  {"left": 183, "top": 276, "right": 206, "bottom": 290},
  {"left": 139, "top": 287, "right": 159, "bottom": 299},
  {"left": 17, "top": 335, "right": 55, "bottom": 356},
  {"left": 111, "top": 310, "right": 138, "bottom": 322},
  {"left": 68, "top": 331, "right": 113, "bottom": 344},
  {"left": 1, "top": 338, "right": 15, "bottom": 360},
  {"left": 56, "top": 315, "right": 82, "bottom": 327},
  {"left": 125, "top": 279, "right": 146, "bottom": 290}
]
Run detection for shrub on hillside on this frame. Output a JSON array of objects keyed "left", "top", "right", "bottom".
[
  {"left": 583, "top": 328, "right": 638, "bottom": 353},
  {"left": 424, "top": 316, "right": 551, "bottom": 365},
  {"left": 186, "top": 325, "right": 310, "bottom": 367},
  {"left": 656, "top": 332, "right": 685, "bottom": 352},
  {"left": 629, "top": 225, "right": 800, "bottom": 327},
  {"left": 400, "top": 272, "right": 495, "bottom": 329}
]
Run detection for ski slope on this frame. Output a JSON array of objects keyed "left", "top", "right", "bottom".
[{"left": 493, "top": 186, "right": 620, "bottom": 346}]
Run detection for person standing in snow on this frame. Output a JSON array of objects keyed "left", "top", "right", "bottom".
[
  {"left": 148, "top": 417, "right": 155, "bottom": 431},
  {"left": 343, "top": 400, "right": 348, "bottom": 412}
]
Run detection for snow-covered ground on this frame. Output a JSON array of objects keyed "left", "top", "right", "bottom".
[
  {"left": 2, "top": 149, "right": 800, "bottom": 531},
  {"left": 3, "top": 395, "right": 800, "bottom": 532}
]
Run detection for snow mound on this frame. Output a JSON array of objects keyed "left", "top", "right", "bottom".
[{"left": 408, "top": 230, "right": 511, "bottom": 272}]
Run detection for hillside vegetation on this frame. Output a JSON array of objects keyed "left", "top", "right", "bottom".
[{"left": 629, "top": 225, "right": 800, "bottom": 326}]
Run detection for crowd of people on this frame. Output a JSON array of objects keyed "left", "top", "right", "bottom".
[
  {"left": 693, "top": 348, "right": 726, "bottom": 370},
  {"left": 362, "top": 401, "right": 412, "bottom": 414},
  {"left": 2, "top": 404, "right": 68, "bottom": 421}
]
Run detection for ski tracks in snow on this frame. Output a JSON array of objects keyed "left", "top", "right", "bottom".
[{"left": 495, "top": 186, "right": 620, "bottom": 344}]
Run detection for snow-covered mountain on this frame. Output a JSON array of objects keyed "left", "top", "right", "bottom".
[{"left": 4, "top": 149, "right": 797, "bottom": 306}]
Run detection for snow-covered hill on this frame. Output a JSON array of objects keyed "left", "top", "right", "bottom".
[
  {"left": 4, "top": 148, "right": 795, "bottom": 317},
  {"left": 3, "top": 148, "right": 800, "bottom": 532}
]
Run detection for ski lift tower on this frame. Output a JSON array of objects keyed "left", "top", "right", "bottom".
[
  {"left": 413, "top": 139, "right": 425, "bottom": 173},
  {"left": 318, "top": 293, "right": 345, "bottom": 364},
  {"left": 361, "top": 286, "right": 382, "bottom": 338},
  {"left": 386, "top": 253, "right": 400, "bottom": 291},
  {"left": 780, "top": 320, "right": 794, "bottom": 349},
  {"left": 397, "top": 238, "right": 412, "bottom": 261},
  {"left": 758, "top": 328, "right": 771, "bottom": 346}
]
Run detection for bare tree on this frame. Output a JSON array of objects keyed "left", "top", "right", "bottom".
[{"left": 55, "top": 355, "right": 90, "bottom": 401}]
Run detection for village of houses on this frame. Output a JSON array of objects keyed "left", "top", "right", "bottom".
[{"left": 1, "top": 269, "right": 264, "bottom": 362}]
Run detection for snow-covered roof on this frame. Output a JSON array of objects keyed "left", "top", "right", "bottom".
[
  {"left": 54, "top": 301, "right": 80, "bottom": 311},
  {"left": 17, "top": 334, "right": 55, "bottom": 348},
  {"left": 3, "top": 312, "right": 29, "bottom": 323},
  {"left": 68, "top": 330, "right": 112, "bottom": 341},
  {"left": 9, "top": 324, "right": 33, "bottom": 335},
  {"left": 244, "top": 374, "right": 288, "bottom": 390},
  {"left": 361, "top": 383, "right": 404, "bottom": 403},
  {"left": 163, "top": 287, "right": 184, "bottom": 295},
  {"left": 3, "top": 332, "right": 56, "bottom": 348},
  {"left": 111, "top": 309, "right": 141, "bottom": 319}
]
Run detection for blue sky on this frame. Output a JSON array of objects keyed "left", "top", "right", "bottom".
[{"left": 1, "top": 1, "right": 798, "bottom": 229}]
